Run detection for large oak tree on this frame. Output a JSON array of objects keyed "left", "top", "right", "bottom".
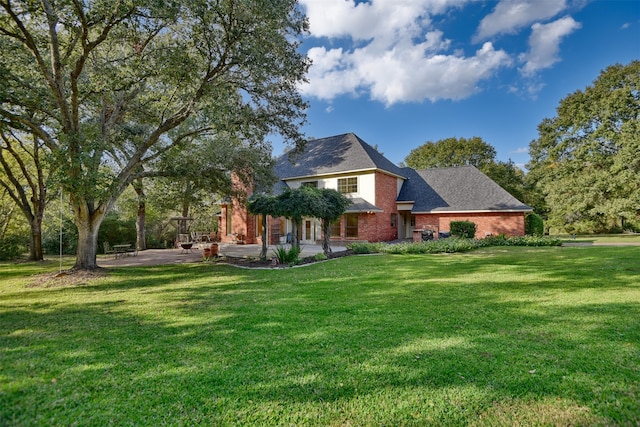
[
  {"left": 0, "top": 129, "right": 51, "bottom": 260},
  {"left": 0, "top": 0, "right": 308, "bottom": 270},
  {"left": 527, "top": 61, "right": 640, "bottom": 233}
]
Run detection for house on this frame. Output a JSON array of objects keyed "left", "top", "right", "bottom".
[{"left": 219, "top": 133, "right": 532, "bottom": 245}]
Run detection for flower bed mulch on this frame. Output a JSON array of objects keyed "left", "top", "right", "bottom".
[{"left": 210, "top": 249, "right": 354, "bottom": 268}]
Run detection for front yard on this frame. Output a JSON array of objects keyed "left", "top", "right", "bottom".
[{"left": 1, "top": 246, "right": 638, "bottom": 425}]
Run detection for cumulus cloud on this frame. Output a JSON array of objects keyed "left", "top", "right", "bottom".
[
  {"left": 299, "top": 0, "right": 512, "bottom": 105},
  {"left": 474, "top": 0, "right": 568, "bottom": 42},
  {"left": 519, "top": 16, "right": 581, "bottom": 76}
]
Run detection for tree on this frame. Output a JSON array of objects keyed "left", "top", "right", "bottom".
[
  {"left": 0, "top": 129, "right": 52, "bottom": 260},
  {"left": 0, "top": 0, "right": 308, "bottom": 270},
  {"left": 403, "top": 137, "right": 497, "bottom": 169},
  {"left": 248, "top": 186, "right": 351, "bottom": 256},
  {"left": 315, "top": 189, "right": 352, "bottom": 255},
  {"left": 247, "top": 193, "right": 279, "bottom": 260},
  {"left": 527, "top": 61, "right": 640, "bottom": 233}
]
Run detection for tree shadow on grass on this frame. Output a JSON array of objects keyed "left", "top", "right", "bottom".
[{"left": 1, "top": 247, "right": 638, "bottom": 425}]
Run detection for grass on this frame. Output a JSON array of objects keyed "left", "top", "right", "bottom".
[
  {"left": 558, "top": 233, "right": 640, "bottom": 244},
  {"left": 1, "top": 246, "right": 639, "bottom": 426}
]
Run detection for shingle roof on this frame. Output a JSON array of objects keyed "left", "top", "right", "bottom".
[
  {"left": 275, "top": 133, "right": 406, "bottom": 180},
  {"left": 345, "top": 197, "right": 384, "bottom": 213},
  {"left": 397, "top": 166, "right": 532, "bottom": 212}
]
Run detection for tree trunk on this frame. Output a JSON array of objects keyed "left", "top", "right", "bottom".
[
  {"left": 133, "top": 179, "right": 147, "bottom": 251},
  {"left": 28, "top": 216, "right": 44, "bottom": 261},
  {"left": 72, "top": 202, "right": 106, "bottom": 270},
  {"left": 260, "top": 214, "right": 268, "bottom": 260},
  {"left": 291, "top": 219, "right": 301, "bottom": 250},
  {"left": 321, "top": 218, "right": 332, "bottom": 256}
]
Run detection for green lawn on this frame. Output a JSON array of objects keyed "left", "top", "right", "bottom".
[
  {"left": 1, "top": 246, "right": 639, "bottom": 426},
  {"left": 558, "top": 233, "right": 640, "bottom": 244}
]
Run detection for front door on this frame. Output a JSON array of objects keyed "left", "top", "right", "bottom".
[
  {"left": 303, "top": 219, "right": 317, "bottom": 243},
  {"left": 403, "top": 212, "right": 414, "bottom": 239}
]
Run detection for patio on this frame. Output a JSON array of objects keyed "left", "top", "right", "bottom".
[{"left": 97, "top": 243, "right": 346, "bottom": 267}]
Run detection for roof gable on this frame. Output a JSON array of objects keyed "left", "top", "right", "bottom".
[
  {"left": 398, "top": 165, "right": 531, "bottom": 212},
  {"left": 275, "top": 133, "right": 405, "bottom": 180}
]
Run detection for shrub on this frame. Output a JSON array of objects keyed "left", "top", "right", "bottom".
[
  {"left": 525, "top": 212, "right": 544, "bottom": 236},
  {"left": 346, "top": 242, "right": 386, "bottom": 254},
  {"left": 42, "top": 218, "right": 78, "bottom": 255},
  {"left": 98, "top": 213, "right": 136, "bottom": 253},
  {"left": 0, "top": 234, "right": 27, "bottom": 260},
  {"left": 314, "top": 252, "right": 328, "bottom": 261},
  {"left": 272, "top": 245, "right": 301, "bottom": 265},
  {"left": 450, "top": 221, "right": 476, "bottom": 239},
  {"left": 383, "top": 238, "right": 478, "bottom": 254}
]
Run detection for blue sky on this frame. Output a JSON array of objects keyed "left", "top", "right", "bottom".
[{"left": 278, "top": 0, "right": 640, "bottom": 168}]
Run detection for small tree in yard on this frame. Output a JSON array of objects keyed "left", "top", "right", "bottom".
[
  {"left": 247, "top": 194, "right": 279, "bottom": 260},
  {"left": 315, "top": 189, "right": 352, "bottom": 255},
  {"left": 248, "top": 187, "right": 351, "bottom": 257}
]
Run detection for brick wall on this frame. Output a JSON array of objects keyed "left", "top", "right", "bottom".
[
  {"left": 370, "top": 171, "right": 399, "bottom": 242},
  {"left": 436, "top": 212, "right": 526, "bottom": 238}
]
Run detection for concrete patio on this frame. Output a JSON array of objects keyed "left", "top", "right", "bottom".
[{"left": 97, "top": 243, "right": 346, "bottom": 267}]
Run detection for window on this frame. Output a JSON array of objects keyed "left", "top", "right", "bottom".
[
  {"left": 410, "top": 215, "right": 416, "bottom": 227},
  {"left": 256, "top": 214, "right": 264, "bottom": 238},
  {"left": 391, "top": 213, "right": 397, "bottom": 228},
  {"left": 337, "top": 177, "right": 357, "bottom": 194},
  {"left": 345, "top": 213, "right": 358, "bottom": 238},
  {"left": 330, "top": 218, "right": 341, "bottom": 237},
  {"left": 226, "top": 205, "right": 232, "bottom": 235},
  {"left": 301, "top": 181, "right": 318, "bottom": 188}
]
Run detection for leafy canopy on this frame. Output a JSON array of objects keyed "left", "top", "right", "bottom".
[
  {"left": 527, "top": 60, "right": 640, "bottom": 233},
  {"left": 0, "top": 0, "right": 309, "bottom": 268}
]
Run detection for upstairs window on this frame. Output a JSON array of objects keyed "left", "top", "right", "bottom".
[{"left": 338, "top": 177, "right": 357, "bottom": 194}]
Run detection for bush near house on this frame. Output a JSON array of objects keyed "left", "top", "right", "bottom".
[
  {"left": 450, "top": 220, "right": 477, "bottom": 238},
  {"left": 525, "top": 212, "right": 544, "bottom": 236},
  {"left": 347, "top": 235, "right": 562, "bottom": 255}
]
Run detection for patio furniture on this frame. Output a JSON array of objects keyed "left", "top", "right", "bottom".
[{"left": 103, "top": 241, "right": 116, "bottom": 258}]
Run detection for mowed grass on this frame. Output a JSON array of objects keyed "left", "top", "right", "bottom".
[{"left": 1, "top": 246, "right": 639, "bottom": 426}]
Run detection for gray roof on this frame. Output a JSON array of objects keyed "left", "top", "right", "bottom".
[
  {"left": 275, "top": 133, "right": 406, "bottom": 180},
  {"left": 345, "top": 197, "right": 384, "bottom": 213},
  {"left": 397, "top": 166, "right": 532, "bottom": 212}
]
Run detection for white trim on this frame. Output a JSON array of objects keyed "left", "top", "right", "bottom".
[
  {"left": 396, "top": 201, "right": 415, "bottom": 210},
  {"left": 283, "top": 168, "right": 406, "bottom": 181},
  {"left": 411, "top": 209, "right": 533, "bottom": 214}
]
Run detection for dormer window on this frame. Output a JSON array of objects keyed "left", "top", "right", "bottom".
[{"left": 338, "top": 177, "right": 357, "bottom": 194}]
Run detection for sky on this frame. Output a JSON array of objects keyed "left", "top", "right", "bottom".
[{"left": 276, "top": 0, "right": 640, "bottom": 168}]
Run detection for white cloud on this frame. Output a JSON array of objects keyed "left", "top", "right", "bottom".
[
  {"left": 474, "top": 0, "right": 568, "bottom": 42},
  {"left": 519, "top": 16, "right": 581, "bottom": 76},
  {"left": 299, "top": 0, "right": 512, "bottom": 105},
  {"left": 510, "top": 147, "right": 529, "bottom": 154}
]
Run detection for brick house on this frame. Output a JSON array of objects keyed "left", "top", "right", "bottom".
[{"left": 219, "top": 133, "right": 532, "bottom": 245}]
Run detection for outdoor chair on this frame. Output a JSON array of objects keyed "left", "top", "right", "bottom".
[{"left": 103, "top": 241, "right": 116, "bottom": 257}]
